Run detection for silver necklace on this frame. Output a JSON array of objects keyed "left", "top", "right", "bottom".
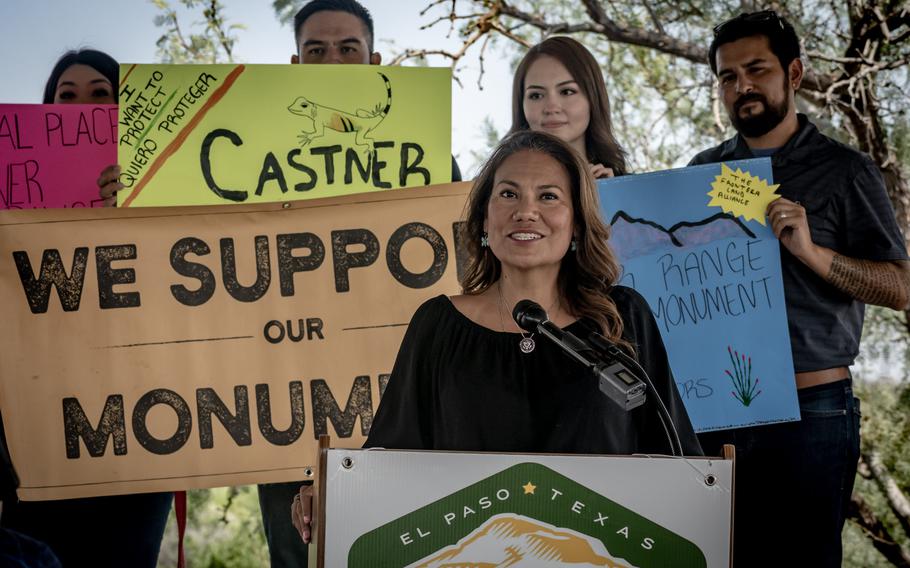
[{"left": 496, "top": 282, "right": 560, "bottom": 355}]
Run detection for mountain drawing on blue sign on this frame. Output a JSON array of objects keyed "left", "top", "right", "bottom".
[{"left": 609, "top": 210, "right": 757, "bottom": 260}]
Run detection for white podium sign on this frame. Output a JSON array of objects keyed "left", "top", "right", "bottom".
[{"left": 317, "top": 448, "right": 732, "bottom": 567}]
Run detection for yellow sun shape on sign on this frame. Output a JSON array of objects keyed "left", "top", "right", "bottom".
[{"left": 707, "top": 163, "right": 780, "bottom": 226}]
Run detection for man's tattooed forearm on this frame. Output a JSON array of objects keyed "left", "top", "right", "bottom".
[{"left": 827, "top": 255, "right": 909, "bottom": 309}]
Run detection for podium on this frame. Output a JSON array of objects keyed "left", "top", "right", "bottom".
[{"left": 311, "top": 444, "right": 733, "bottom": 567}]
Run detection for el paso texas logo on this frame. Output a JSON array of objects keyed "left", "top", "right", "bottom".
[{"left": 348, "top": 463, "right": 706, "bottom": 567}]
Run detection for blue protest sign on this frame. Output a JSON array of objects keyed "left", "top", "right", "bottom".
[{"left": 599, "top": 158, "right": 799, "bottom": 432}]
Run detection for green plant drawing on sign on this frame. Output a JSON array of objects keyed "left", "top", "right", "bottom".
[{"left": 726, "top": 346, "right": 761, "bottom": 407}]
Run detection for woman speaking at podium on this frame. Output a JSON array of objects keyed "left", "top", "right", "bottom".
[
  {"left": 293, "top": 130, "right": 701, "bottom": 542},
  {"left": 366, "top": 130, "right": 700, "bottom": 455}
]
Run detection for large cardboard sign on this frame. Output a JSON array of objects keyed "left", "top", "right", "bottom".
[
  {"left": 320, "top": 449, "right": 732, "bottom": 567},
  {"left": 0, "top": 104, "right": 116, "bottom": 209},
  {"left": 599, "top": 159, "right": 799, "bottom": 432},
  {"left": 116, "top": 64, "right": 452, "bottom": 207},
  {"left": 0, "top": 182, "right": 469, "bottom": 500}
]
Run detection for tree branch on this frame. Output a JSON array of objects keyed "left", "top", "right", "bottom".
[
  {"left": 220, "top": 485, "right": 238, "bottom": 524},
  {"left": 164, "top": 7, "right": 194, "bottom": 53},
  {"left": 496, "top": 0, "right": 845, "bottom": 95},
  {"left": 863, "top": 451, "right": 910, "bottom": 538},
  {"left": 582, "top": 0, "right": 708, "bottom": 61},
  {"left": 848, "top": 491, "right": 910, "bottom": 566},
  {"left": 206, "top": 0, "right": 236, "bottom": 62},
  {"left": 642, "top": 1, "right": 667, "bottom": 36},
  {"left": 420, "top": 0, "right": 910, "bottom": 246}
]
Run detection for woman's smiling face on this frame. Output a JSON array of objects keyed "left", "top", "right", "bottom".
[
  {"left": 484, "top": 149, "right": 575, "bottom": 274},
  {"left": 522, "top": 55, "right": 591, "bottom": 157}
]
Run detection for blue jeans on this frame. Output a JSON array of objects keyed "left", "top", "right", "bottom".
[
  {"left": 1, "top": 492, "right": 172, "bottom": 567},
  {"left": 258, "top": 481, "right": 310, "bottom": 568},
  {"left": 698, "top": 378, "right": 860, "bottom": 568}
]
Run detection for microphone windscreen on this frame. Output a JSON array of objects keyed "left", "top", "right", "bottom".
[{"left": 513, "top": 299, "right": 548, "bottom": 331}]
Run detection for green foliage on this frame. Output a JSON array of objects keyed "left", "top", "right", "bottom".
[
  {"left": 589, "top": 39, "right": 718, "bottom": 170},
  {"left": 846, "top": 378, "right": 910, "bottom": 565},
  {"left": 467, "top": 116, "right": 503, "bottom": 175},
  {"left": 157, "top": 486, "right": 269, "bottom": 568},
  {"left": 857, "top": 378, "right": 910, "bottom": 497},
  {"left": 152, "top": 0, "right": 243, "bottom": 64},
  {"left": 857, "top": 307, "right": 910, "bottom": 378},
  {"left": 437, "top": 0, "right": 731, "bottom": 170},
  {"left": 273, "top": 0, "right": 305, "bottom": 26},
  {"left": 844, "top": 520, "right": 894, "bottom": 568},
  {"left": 425, "top": 0, "right": 909, "bottom": 174},
  {"left": 894, "top": 115, "right": 910, "bottom": 170}
]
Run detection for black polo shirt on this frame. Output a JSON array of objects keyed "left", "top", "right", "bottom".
[{"left": 690, "top": 115, "right": 908, "bottom": 372}]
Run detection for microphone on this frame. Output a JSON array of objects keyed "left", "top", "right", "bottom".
[
  {"left": 513, "top": 299, "right": 548, "bottom": 331},
  {"left": 512, "top": 300, "right": 646, "bottom": 411}
]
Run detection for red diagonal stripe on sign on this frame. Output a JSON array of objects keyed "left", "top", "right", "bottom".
[
  {"left": 121, "top": 64, "right": 246, "bottom": 207},
  {"left": 119, "top": 64, "right": 137, "bottom": 89}
]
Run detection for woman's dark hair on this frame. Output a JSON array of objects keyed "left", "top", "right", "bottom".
[
  {"left": 461, "top": 129, "right": 629, "bottom": 350},
  {"left": 43, "top": 49, "right": 119, "bottom": 104},
  {"left": 509, "top": 36, "right": 628, "bottom": 175}
]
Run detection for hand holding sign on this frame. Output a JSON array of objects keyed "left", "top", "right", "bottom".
[
  {"left": 589, "top": 163, "right": 615, "bottom": 180},
  {"left": 766, "top": 197, "right": 818, "bottom": 263},
  {"left": 98, "top": 164, "right": 122, "bottom": 207},
  {"left": 291, "top": 484, "right": 315, "bottom": 544}
]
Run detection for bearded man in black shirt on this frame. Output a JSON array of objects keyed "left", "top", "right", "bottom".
[{"left": 690, "top": 11, "right": 910, "bottom": 568}]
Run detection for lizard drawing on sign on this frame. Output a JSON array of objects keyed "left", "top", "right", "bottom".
[{"left": 287, "top": 72, "right": 392, "bottom": 155}]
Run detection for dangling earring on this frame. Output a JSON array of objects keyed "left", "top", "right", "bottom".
[
  {"left": 570, "top": 239, "right": 577, "bottom": 252},
  {"left": 481, "top": 232, "right": 489, "bottom": 248}
]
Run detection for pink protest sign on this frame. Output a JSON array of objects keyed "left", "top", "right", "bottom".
[{"left": 0, "top": 104, "right": 117, "bottom": 209}]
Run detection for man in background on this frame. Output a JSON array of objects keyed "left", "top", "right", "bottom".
[{"left": 691, "top": 11, "right": 910, "bottom": 567}]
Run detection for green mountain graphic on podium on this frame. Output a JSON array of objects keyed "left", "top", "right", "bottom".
[
  {"left": 348, "top": 462, "right": 706, "bottom": 567},
  {"left": 411, "top": 514, "right": 634, "bottom": 567},
  {"left": 609, "top": 210, "right": 756, "bottom": 260}
]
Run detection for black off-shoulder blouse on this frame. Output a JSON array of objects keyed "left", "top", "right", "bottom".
[{"left": 365, "top": 286, "right": 702, "bottom": 456}]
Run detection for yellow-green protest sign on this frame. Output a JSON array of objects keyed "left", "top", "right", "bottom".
[{"left": 116, "top": 64, "right": 452, "bottom": 207}]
